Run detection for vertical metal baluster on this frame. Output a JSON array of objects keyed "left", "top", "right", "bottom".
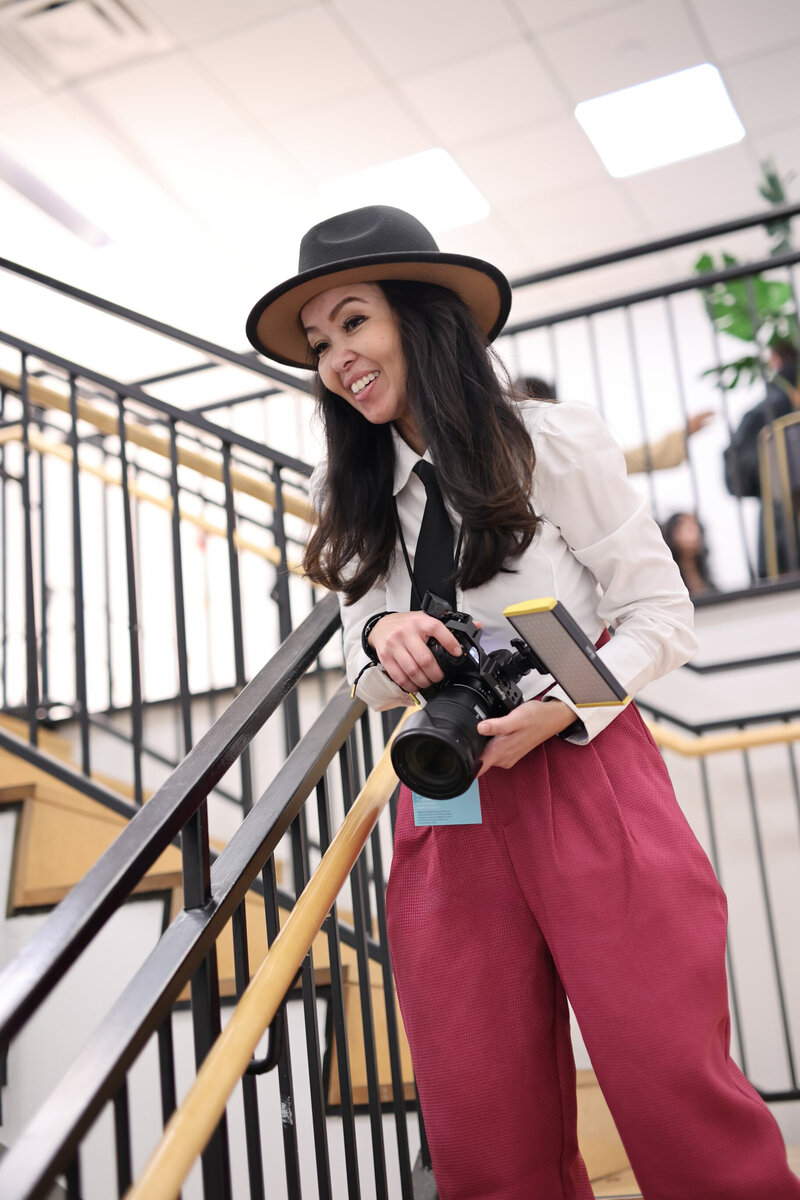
[
  {"left": 260, "top": 854, "right": 303, "bottom": 1196},
  {"left": 65, "top": 1152, "right": 81, "bottom": 1200},
  {"left": 185, "top": 904, "right": 231, "bottom": 1198},
  {"left": 116, "top": 398, "right": 144, "bottom": 807},
  {"left": 113, "top": 1079, "right": 133, "bottom": 1197},
  {"left": 707, "top": 319, "right": 755, "bottom": 580},
  {"left": 362, "top": 720, "right": 413, "bottom": 1197},
  {"left": 68, "top": 376, "right": 91, "bottom": 775},
  {"left": 547, "top": 324, "right": 560, "bottom": 396},
  {"left": 741, "top": 743, "right": 798, "bottom": 1087},
  {"left": 19, "top": 355, "right": 40, "bottom": 745},
  {"left": 1, "top": 386, "right": 8, "bottom": 707},
  {"left": 317, "top": 776, "right": 361, "bottom": 1197},
  {"left": 222, "top": 442, "right": 253, "bottom": 812},
  {"left": 231, "top": 901, "right": 267, "bottom": 1200},
  {"left": 35, "top": 405, "right": 50, "bottom": 710},
  {"left": 744, "top": 273, "right": 798, "bottom": 574},
  {"left": 585, "top": 316, "right": 607, "bottom": 419},
  {"left": 339, "top": 738, "right": 389, "bottom": 1200},
  {"left": 289, "top": 810, "right": 334, "bottom": 1199},
  {"left": 663, "top": 297, "right": 703, "bottom": 513},
  {"left": 271, "top": 462, "right": 301, "bottom": 749},
  {"left": 786, "top": 723, "right": 800, "bottom": 826},
  {"left": 157, "top": 1014, "right": 178, "bottom": 1129},
  {"left": 101, "top": 452, "right": 115, "bottom": 709},
  {"left": 624, "top": 306, "right": 658, "bottom": 517},
  {"left": 167, "top": 418, "right": 193, "bottom": 756},
  {"left": 697, "top": 755, "right": 748, "bottom": 1074},
  {"left": 173, "top": 421, "right": 231, "bottom": 1200},
  {"left": 132, "top": 463, "right": 148, "bottom": 749}
]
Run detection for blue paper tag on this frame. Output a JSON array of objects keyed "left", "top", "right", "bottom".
[{"left": 412, "top": 779, "right": 482, "bottom": 826}]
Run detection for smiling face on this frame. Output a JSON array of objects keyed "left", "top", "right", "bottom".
[{"left": 300, "top": 282, "right": 424, "bottom": 453}]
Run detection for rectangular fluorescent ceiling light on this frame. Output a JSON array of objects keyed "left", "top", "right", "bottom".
[
  {"left": 319, "top": 148, "right": 489, "bottom": 233},
  {"left": 575, "top": 63, "right": 745, "bottom": 178}
]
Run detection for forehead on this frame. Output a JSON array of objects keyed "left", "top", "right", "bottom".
[{"left": 300, "top": 281, "right": 386, "bottom": 328}]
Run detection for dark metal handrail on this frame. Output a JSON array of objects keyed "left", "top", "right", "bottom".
[
  {"left": 0, "top": 591, "right": 341, "bottom": 1048},
  {"left": 0, "top": 679, "right": 363, "bottom": 1200},
  {"left": 0, "top": 255, "right": 312, "bottom": 396},
  {"left": 508, "top": 199, "right": 800, "bottom": 288},
  {"left": 503, "top": 246, "right": 800, "bottom": 335}
]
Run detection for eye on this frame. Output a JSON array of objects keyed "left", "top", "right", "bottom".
[
  {"left": 343, "top": 314, "right": 365, "bottom": 332},
  {"left": 311, "top": 339, "right": 329, "bottom": 357}
]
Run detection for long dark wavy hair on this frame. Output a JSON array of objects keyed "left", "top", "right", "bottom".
[{"left": 303, "top": 280, "right": 540, "bottom": 605}]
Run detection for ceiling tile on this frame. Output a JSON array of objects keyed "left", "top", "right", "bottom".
[
  {"left": 500, "top": 180, "right": 647, "bottom": 268},
  {"left": 155, "top": 130, "right": 316, "bottom": 264},
  {"left": 723, "top": 44, "right": 800, "bottom": 135},
  {"left": 512, "top": 0, "right": 638, "bottom": 35},
  {"left": 397, "top": 43, "right": 568, "bottom": 147},
  {"left": 139, "top": 0, "right": 302, "bottom": 44},
  {"left": 537, "top": 0, "right": 707, "bottom": 103},
  {"left": 688, "top": 0, "right": 800, "bottom": 63},
  {"left": 331, "top": 0, "right": 519, "bottom": 78},
  {"left": 76, "top": 51, "right": 244, "bottom": 156},
  {"left": 622, "top": 143, "right": 762, "bottom": 235},
  {"left": 270, "top": 85, "right": 429, "bottom": 184},
  {"left": 0, "top": 47, "right": 45, "bottom": 113},
  {"left": 455, "top": 117, "right": 607, "bottom": 208},
  {"left": 191, "top": 4, "right": 380, "bottom": 122},
  {"left": 436, "top": 217, "right": 525, "bottom": 280}
]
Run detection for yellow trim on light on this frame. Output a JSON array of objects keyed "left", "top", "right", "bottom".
[
  {"left": 503, "top": 597, "right": 557, "bottom": 617},
  {"left": 575, "top": 697, "right": 630, "bottom": 708}
]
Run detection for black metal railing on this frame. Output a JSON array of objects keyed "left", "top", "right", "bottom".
[
  {"left": 0, "top": 328, "right": 320, "bottom": 813},
  {"left": 498, "top": 200, "right": 800, "bottom": 594},
  {"left": 0, "top": 593, "right": 428, "bottom": 1200}
]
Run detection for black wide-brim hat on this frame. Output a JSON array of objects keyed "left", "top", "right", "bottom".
[{"left": 246, "top": 205, "right": 512, "bottom": 370}]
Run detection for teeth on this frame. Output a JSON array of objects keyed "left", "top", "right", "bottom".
[{"left": 351, "top": 371, "right": 379, "bottom": 395}]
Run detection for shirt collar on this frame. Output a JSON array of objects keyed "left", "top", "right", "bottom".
[{"left": 391, "top": 425, "right": 431, "bottom": 496}]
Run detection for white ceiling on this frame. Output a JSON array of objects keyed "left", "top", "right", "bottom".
[{"left": 1, "top": 0, "right": 799, "bottom": 370}]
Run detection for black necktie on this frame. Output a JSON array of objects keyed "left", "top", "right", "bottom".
[{"left": 411, "top": 460, "right": 456, "bottom": 609}]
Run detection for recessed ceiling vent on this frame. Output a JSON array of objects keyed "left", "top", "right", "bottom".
[{"left": 0, "top": 0, "right": 172, "bottom": 85}]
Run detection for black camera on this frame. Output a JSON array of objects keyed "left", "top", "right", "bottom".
[{"left": 390, "top": 593, "right": 544, "bottom": 800}]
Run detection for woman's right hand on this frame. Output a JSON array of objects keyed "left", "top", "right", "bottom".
[{"left": 367, "top": 611, "right": 466, "bottom": 694}]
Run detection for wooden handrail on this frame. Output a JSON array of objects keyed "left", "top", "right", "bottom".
[
  {"left": 647, "top": 717, "right": 800, "bottom": 757},
  {"left": 126, "top": 711, "right": 410, "bottom": 1200},
  {"left": 0, "top": 368, "right": 316, "bottom": 523}
]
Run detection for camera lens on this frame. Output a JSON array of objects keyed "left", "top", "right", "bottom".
[{"left": 391, "top": 685, "right": 489, "bottom": 800}]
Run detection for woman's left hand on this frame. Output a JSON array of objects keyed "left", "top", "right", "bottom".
[{"left": 475, "top": 699, "right": 576, "bottom": 774}]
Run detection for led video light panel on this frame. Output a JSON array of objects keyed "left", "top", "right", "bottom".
[{"left": 503, "top": 598, "right": 628, "bottom": 708}]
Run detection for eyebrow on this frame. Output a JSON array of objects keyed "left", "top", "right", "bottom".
[{"left": 303, "top": 294, "right": 368, "bottom": 335}]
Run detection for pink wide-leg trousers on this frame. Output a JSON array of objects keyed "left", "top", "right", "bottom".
[{"left": 386, "top": 701, "right": 800, "bottom": 1200}]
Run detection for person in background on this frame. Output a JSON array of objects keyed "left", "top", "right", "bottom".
[
  {"left": 515, "top": 376, "right": 715, "bottom": 474},
  {"left": 723, "top": 340, "right": 799, "bottom": 577},
  {"left": 247, "top": 205, "right": 800, "bottom": 1200},
  {"left": 661, "top": 511, "right": 717, "bottom": 596}
]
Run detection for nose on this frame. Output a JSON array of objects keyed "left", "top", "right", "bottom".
[{"left": 330, "top": 340, "right": 355, "bottom": 373}]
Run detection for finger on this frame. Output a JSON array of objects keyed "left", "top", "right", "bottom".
[{"left": 428, "top": 619, "right": 464, "bottom": 658}]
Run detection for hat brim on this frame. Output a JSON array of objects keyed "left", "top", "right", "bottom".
[{"left": 246, "top": 251, "right": 512, "bottom": 370}]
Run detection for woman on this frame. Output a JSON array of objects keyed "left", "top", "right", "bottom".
[
  {"left": 247, "top": 206, "right": 799, "bottom": 1200},
  {"left": 661, "top": 511, "right": 718, "bottom": 596}
]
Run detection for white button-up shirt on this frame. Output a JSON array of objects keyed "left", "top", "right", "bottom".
[{"left": 321, "top": 398, "right": 698, "bottom": 743}]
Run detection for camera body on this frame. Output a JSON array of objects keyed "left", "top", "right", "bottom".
[{"left": 390, "top": 594, "right": 543, "bottom": 800}]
